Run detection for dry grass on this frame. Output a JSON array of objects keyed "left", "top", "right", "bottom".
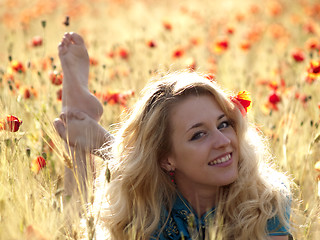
[{"left": 0, "top": 0, "right": 319, "bottom": 239}]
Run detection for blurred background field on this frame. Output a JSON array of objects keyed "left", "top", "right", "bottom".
[{"left": 0, "top": 0, "right": 320, "bottom": 239}]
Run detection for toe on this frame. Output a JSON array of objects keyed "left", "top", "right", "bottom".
[
  {"left": 58, "top": 42, "right": 67, "bottom": 54},
  {"left": 62, "top": 36, "right": 70, "bottom": 45},
  {"left": 64, "top": 32, "right": 71, "bottom": 39},
  {"left": 70, "top": 32, "right": 84, "bottom": 45},
  {"left": 60, "top": 112, "right": 67, "bottom": 123},
  {"left": 53, "top": 118, "right": 66, "bottom": 141},
  {"left": 74, "top": 111, "right": 86, "bottom": 120}
]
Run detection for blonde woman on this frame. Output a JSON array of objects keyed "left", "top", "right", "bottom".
[{"left": 54, "top": 32, "right": 292, "bottom": 240}]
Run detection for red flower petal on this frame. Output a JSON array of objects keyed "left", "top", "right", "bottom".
[
  {"left": 31, "top": 36, "right": 43, "bottom": 47},
  {"left": 268, "top": 92, "right": 281, "bottom": 104},
  {"left": 31, "top": 156, "right": 46, "bottom": 173},
  {"left": 2, "top": 115, "right": 23, "bottom": 132},
  {"left": 49, "top": 70, "right": 63, "bottom": 85},
  {"left": 230, "top": 91, "right": 252, "bottom": 116},
  {"left": 291, "top": 49, "right": 305, "bottom": 62}
]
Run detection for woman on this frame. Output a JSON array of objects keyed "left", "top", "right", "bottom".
[{"left": 54, "top": 33, "right": 292, "bottom": 240}]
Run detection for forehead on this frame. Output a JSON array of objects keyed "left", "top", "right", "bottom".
[{"left": 169, "top": 95, "right": 224, "bottom": 129}]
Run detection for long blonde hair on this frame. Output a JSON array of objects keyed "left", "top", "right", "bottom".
[{"left": 97, "top": 71, "right": 291, "bottom": 239}]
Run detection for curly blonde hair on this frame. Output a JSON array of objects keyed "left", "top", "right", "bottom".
[{"left": 96, "top": 71, "right": 291, "bottom": 239}]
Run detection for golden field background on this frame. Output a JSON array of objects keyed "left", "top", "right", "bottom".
[{"left": 0, "top": 0, "right": 320, "bottom": 239}]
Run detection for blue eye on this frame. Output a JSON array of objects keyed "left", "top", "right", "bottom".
[
  {"left": 190, "top": 131, "right": 206, "bottom": 141},
  {"left": 218, "top": 121, "right": 230, "bottom": 130}
]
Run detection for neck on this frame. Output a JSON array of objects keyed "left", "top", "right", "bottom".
[{"left": 176, "top": 184, "right": 219, "bottom": 216}]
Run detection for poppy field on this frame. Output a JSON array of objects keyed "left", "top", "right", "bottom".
[{"left": 0, "top": 0, "right": 320, "bottom": 239}]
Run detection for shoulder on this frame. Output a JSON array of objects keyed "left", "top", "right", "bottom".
[
  {"left": 267, "top": 214, "right": 289, "bottom": 236},
  {"left": 267, "top": 196, "right": 291, "bottom": 236}
]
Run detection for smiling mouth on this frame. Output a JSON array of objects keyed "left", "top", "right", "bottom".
[{"left": 208, "top": 153, "right": 232, "bottom": 166}]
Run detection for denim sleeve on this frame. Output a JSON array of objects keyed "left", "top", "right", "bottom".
[{"left": 267, "top": 200, "right": 291, "bottom": 236}]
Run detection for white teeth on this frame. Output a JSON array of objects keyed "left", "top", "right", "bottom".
[{"left": 209, "top": 154, "right": 231, "bottom": 166}]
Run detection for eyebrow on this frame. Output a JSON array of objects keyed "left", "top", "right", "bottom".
[{"left": 187, "top": 114, "right": 226, "bottom": 132}]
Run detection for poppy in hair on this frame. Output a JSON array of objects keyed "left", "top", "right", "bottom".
[{"left": 230, "top": 91, "right": 252, "bottom": 116}]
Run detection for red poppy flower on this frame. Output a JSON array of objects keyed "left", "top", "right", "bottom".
[
  {"left": 303, "top": 21, "right": 316, "bottom": 34},
  {"left": 118, "top": 48, "right": 129, "bottom": 59},
  {"left": 0, "top": 115, "right": 22, "bottom": 132},
  {"left": 230, "top": 91, "right": 252, "bottom": 116},
  {"left": 101, "top": 90, "right": 134, "bottom": 107},
  {"left": 146, "top": 40, "right": 157, "bottom": 48},
  {"left": 31, "top": 156, "right": 46, "bottom": 173},
  {"left": 211, "top": 38, "right": 229, "bottom": 54},
  {"left": 299, "top": 94, "right": 309, "bottom": 106},
  {"left": 10, "top": 60, "right": 25, "bottom": 73},
  {"left": 204, "top": 73, "right": 216, "bottom": 82},
  {"left": 235, "top": 13, "right": 245, "bottom": 22},
  {"left": 225, "top": 25, "right": 235, "bottom": 35},
  {"left": 162, "top": 20, "right": 172, "bottom": 31},
  {"left": 305, "top": 74, "right": 317, "bottom": 84},
  {"left": 23, "top": 88, "right": 31, "bottom": 99},
  {"left": 307, "top": 60, "right": 320, "bottom": 75},
  {"left": 89, "top": 57, "right": 99, "bottom": 66},
  {"left": 107, "top": 51, "right": 115, "bottom": 58},
  {"left": 20, "top": 86, "right": 37, "bottom": 99},
  {"left": 291, "top": 49, "right": 305, "bottom": 62},
  {"left": 267, "top": 1, "right": 282, "bottom": 16},
  {"left": 268, "top": 80, "right": 279, "bottom": 90},
  {"left": 239, "top": 41, "right": 251, "bottom": 51},
  {"left": 306, "top": 60, "right": 320, "bottom": 83},
  {"left": 246, "top": 25, "right": 263, "bottom": 43},
  {"left": 49, "top": 70, "right": 63, "bottom": 85},
  {"left": 305, "top": 38, "right": 320, "bottom": 51},
  {"left": 56, "top": 88, "right": 62, "bottom": 101},
  {"left": 31, "top": 36, "right": 43, "bottom": 47},
  {"left": 269, "top": 92, "right": 281, "bottom": 104},
  {"left": 172, "top": 47, "right": 185, "bottom": 58}
]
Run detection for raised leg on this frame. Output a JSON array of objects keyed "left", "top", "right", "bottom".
[{"left": 58, "top": 32, "right": 103, "bottom": 121}]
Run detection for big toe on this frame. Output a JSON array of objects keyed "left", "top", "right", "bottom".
[
  {"left": 53, "top": 118, "right": 66, "bottom": 141},
  {"left": 70, "top": 32, "right": 85, "bottom": 45}
]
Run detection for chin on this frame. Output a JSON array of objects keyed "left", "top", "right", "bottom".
[{"left": 222, "top": 172, "right": 238, "bottom": 186}]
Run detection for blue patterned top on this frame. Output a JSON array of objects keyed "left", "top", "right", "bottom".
[{"left": 151, "top": 193, "right": 289, "bottom": 239}]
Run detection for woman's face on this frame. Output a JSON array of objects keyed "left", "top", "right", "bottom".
[{"left": 166, "top": 94, "right": 239, "bottom": 195}]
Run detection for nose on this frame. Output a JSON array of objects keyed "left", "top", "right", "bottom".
[{"left": 212, "top": 130, "right": 231, "bottom": 149}]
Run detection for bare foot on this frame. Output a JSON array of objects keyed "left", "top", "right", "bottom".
[
  {"left": 53, "top": 110, "right": 110, "bottom": 151},
  {"left": 58, "top": 32, "right": 103, "bottom": 121}
]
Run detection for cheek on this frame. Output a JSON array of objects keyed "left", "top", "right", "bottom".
[
  {"left": 233, "top": 137, "right": 239, "bottom": 150},
  {"left": 171, "top": 144, "right": 197, "bottom": 167},
  {"left": 229, "top": 129, "right": 239, "bottom": 147}
]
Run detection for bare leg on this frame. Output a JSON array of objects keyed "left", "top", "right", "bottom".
[
  {"left": 58, "top": 32, "right": 102, "bottom": 211},
  {"left": 64, "top": 144, "right": 88, "bottom": 204},
  {"left": 53, "top": 110, "right": 111, "bottom": 215},
  {"left": 58, "top": 32, "right": 103, "bottom": 121}
]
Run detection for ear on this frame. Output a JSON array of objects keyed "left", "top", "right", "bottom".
[{"left": 160, "top": 156, "right": 176, "bottom": 172}]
